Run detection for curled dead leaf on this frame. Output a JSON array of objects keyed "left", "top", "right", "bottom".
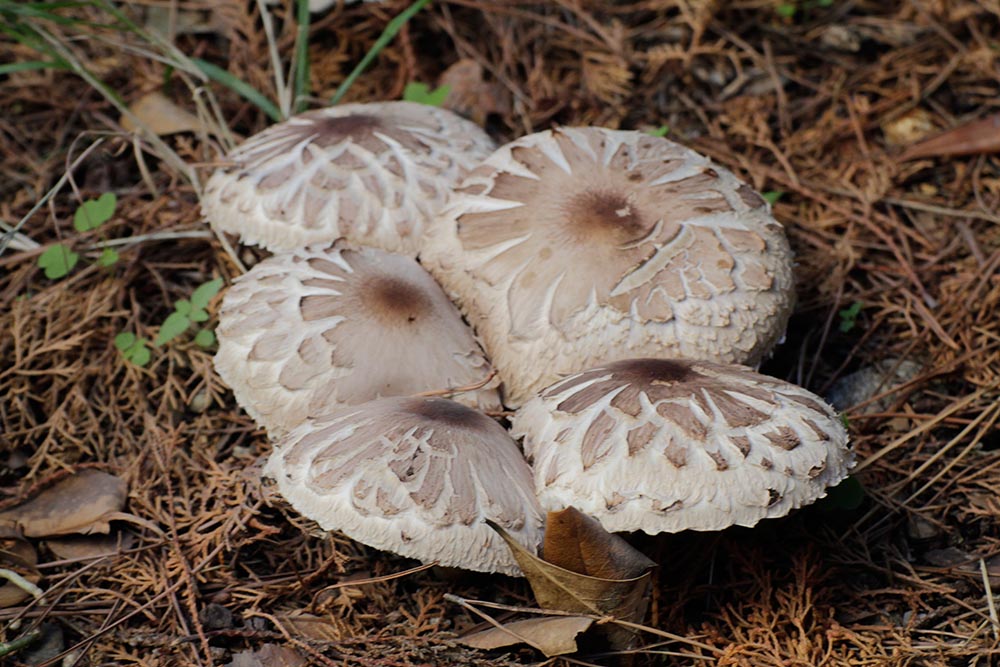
[
  {"left": 460, "top": 615, "right": 594, "bottom": 657},
  {"left": 45, "top": 530, "right": 136, "bottom": 562},
  {"left": 0, "top": 470, "right": 127, "bottom": 538},
  {"left": 900, "top": 113, "right": 1000, "bottom": 160},
  {"left": 274, "top": 611, "right": 343, "bottom": 641},
  {"left": 438, "top": 58, "right": 511, "bottom": 125},
  {"left": 121, "top": 91, "right": 205, "bottom": 137},
  {"left": 488, "top": 507, "right": 655, "bottom": 649}
]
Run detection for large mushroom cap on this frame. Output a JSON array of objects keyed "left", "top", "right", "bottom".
[
  {"left": 202, "top": 101, "right": 496, "bottom": 255},
  {"left": 512, "top": 358, "right": 853, "bottom": 534},
  {"left": 265, "top": 397, "right": 544, "bottom": 575},
  {"left": 422, "top": 127, "right": 795, "bottom": 406},
  {"left": 214, "top": 243, "right": 501, "bottom": 437}
]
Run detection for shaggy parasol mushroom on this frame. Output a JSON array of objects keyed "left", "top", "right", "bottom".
[
  {"left": 265, "top": 396, "right": 544, "bottom": 575},
  {"left": 214, "top": 242, "right": 501, "bottom": 437},
  {"left": 511, "top": 358, "right": 852, "bottom": 534},
  {"left": 202, "top": 101, "right": 496, "bottom": 255},
  {"left": 421, "top": 127, "right": 795, "bottom": 406}
]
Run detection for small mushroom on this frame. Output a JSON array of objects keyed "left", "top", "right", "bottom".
[
  {"left": 202, "top": 101, "right": 496, "bottom": 255},
  {"left": 215, "top": 242, "right": 501, "bottom": 436},
  {"left": 265, "top": 396, "right": 544, "bottom": 575},
  {"left": 422, "top": 127, "right": 794, "bottom": 406},
  {"left": 511, "top": 359, "right": 853, "bottom": 534}
]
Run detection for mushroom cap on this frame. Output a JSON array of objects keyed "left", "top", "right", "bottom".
[
  {"left": 421, "top": 127, "right": 795, "bottom": 406},
  {"left": 511, "top": 358, "right": 853, "bottom": 534},
  {"left": 202, "top": 101, "right": 496, "bottom": 255},
  {"left": 265, "top": 396, "right": 544, "bottom": 575},
  {"left": 214, "top": 242, "right": 502, "bottom": 437}
]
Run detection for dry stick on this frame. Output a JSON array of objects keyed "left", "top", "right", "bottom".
[{"left": 981, "top": 558, "right": 1000, "bottom": 642}]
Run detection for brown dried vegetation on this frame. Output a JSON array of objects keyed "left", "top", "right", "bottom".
[{"left": 2, "top": 0, "right": 1000, "bottom": 665}]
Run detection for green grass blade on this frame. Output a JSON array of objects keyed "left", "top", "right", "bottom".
[
  {"left": 331, "top": 0, "right": 432, "bottom": 105},
  {"left": 0, "top": 60, "right": 68, "bottom": 75},
  {"left": 192, "top": 58, "right": 281, "bottom": 121},
  {"left": 293, "top": 0, "right": 311, "bottom": 113}
]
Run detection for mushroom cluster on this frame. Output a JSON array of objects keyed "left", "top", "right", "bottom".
[{"left": 205, "top": 101, "right": 853, "bottom": 577}]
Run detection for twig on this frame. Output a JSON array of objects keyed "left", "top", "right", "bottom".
[
  {"left": 981, "top": 558, "right": 999, "bottom": 641},
  {"left": 0, "top": 568, "right": 44, "bottom": 600}
]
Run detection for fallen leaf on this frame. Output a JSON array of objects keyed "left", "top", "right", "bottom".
[
  {"left": 438, "top": 58, "right": 511, "bottom": 125},
  {"left": 0, "top": 470, "right": 127, "bottom": 538},
  {"left": 0, "top": 538, "right": 41, "bottom": 608},
  {"left": 121, "top": 91, "right": 204, "bottom": 136},
  {"left": 45, "top": 530, "right": 136, "bottom": 561},
  {"left": 275, "top": 611, "right": 342, "bottom": 641},
  {"left": 227, "top": 644, "right": 307, "bottom": 667},
  {"left": 900, "top": 113, "right": 1000, "bottom": 160},
  {"left": 490, "top": 507, "right": 655, "bottom": 649},
  {"left": 543, "top": 507, "right": 656, "bottom": 580},
  {"left": 460, "top": 616, "right": 594, "bottom": 657}
]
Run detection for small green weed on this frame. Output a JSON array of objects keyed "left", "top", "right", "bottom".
[
  {"left": 115, "top": 332, "right": 151, "bottom": 367},
  {"left": 838, "top": 301, "right": 863, "bottom": 333},
  {"left": 777, "top": 0, "right": 834, "bottom": 19},
  {"left": 645, "top": 125, "right": 670, "bottom": 137},
  {"left": 155, "top": 278, "right": 224, "bottom": 347},
  {"left": 402, "top": 82, "right": 451, "bottom": 107},
  {"left": 37, "top": 244, "right": 79, "bottom": 279},
  {"left": 37, "top": 193, "right": 118, "bottom": 280},
  {"left": 73, "top": 192, "right": 116, "bottom": 232},
  {"left": 762, "top": 190, "right": 784, "bottom": 205}
]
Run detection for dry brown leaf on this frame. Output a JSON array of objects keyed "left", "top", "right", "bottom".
[
  {"left": 121, "top": 91, "right": 204, "bottom": 136},
  {"left": 45, "top": 530, "right": 136, "bottom": 561},
  {"left": 227, "top": 644, "right": 307, "bottom": 667},
  {"left": 489, "top": 507, "right": 655, "bottom": 649},
  {"left": 460, "top": 616, "right": 594, "bottom": 657},
  {"left": 275, "top": 611, "right": 342, "bottom": 641},
  {"left": 0, "top": 470, "right": 127, "bottom": 538},
  {"left": 900, "top": 113, "right": 1000, "bottom": 160},
  {"left": 0, "top": 538, "right": 41, "bottom": 608},
  {"left": 439, "top": 58, "right": 511, "bottom": 126},
  {"left": 543, "top": 507, "right": 656, "bottom": 580}
]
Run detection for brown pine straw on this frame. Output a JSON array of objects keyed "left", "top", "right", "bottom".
[{"left": 2, "top": 1, "right": 1000, "bottom": 665}]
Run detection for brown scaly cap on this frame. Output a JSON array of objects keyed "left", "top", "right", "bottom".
[
  {"left": 421, "top": 127, "right": 795, "bottom": 406},
  {"left": 202, "top": 101, "right": 496, "bottom": 255},
  {"left": 214, "top": 242, "right": 501, "bottom": 437},
  {"left": 511, "top": 359, "right": 853, "bottom": 534},
  {"left": 265, "top": 397, "right": 544, "bottom": 575}
]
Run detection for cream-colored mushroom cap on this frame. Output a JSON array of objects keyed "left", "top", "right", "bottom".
[
  {"left": 265, "top": 397, "right": 544, "bottom": 575},
  {"left": 512, "top": 359, "right": 852, "bottom": 534},
  {"left": 422, "top": 127, "right": 795, "bottom": 406},
  {"left": 214, "top": 243, "right": 501, "bottom": 437},
  {"left": 202, "top": 101, "right": 496, "bottom": 255}
]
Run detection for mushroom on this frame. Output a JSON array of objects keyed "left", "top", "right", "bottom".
[
  {"left": 511, "top": 358, "right": 853, "bottom": 534},
  {"left": 202, "top": 101, "right": 496, "bottom": 255},
  {"left": 214, "top": 242, "right": 501, "bottom": 437},
  {"left": 265, "top": 396, "right": 544, "bottom": 575},
  {"left": 421, "top": 127, "right": 795, "bottom": 406}
]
